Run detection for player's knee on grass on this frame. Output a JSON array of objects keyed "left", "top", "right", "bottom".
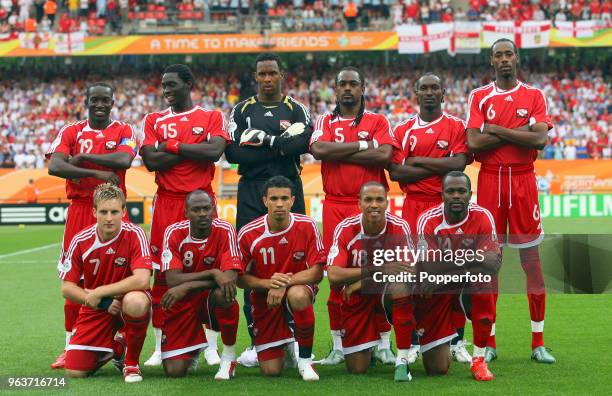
[
  {"left": 345, "top": 350, "right": 371, "bottom": 374},
  {"left": 65, "top": 369, "right": 91, "bottom": 378},
  {"left": 423, "top": 344, "right": 451, "bottom": 376},
  {"left": 163, "top": 359, "right": 190, "bottom": 377},
  {"left": 259, "top": 358, "right": 284, "bottom": 377},
  {"left": 287, "top": 285, "right": 311, "bottom": 311},
  {"left": 121, "top": 291, "right": 150, "bottom": 317}
]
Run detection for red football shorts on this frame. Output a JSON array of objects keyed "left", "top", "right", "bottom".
[
  {"left": 64, "top": 307, "right": 124, "bottom": 371},
  {"left": 323, "top": 197, "right": 360, "bottom": 329},
  {"left": 401, "top": 196, "right": 442, "bottom": 234},
  {"left": 413, "top": 294, "right": 456, "bottom": 353},
  {"left": 477, "top": 165, "right": 543, "bottom": 248},
  {"left": 340, "top": 293, "right": 386, "bottom": 355},
  {"left": 251, "top": 286, "right": 316, "bottom": 361},
  {"left": 322, "top": 197, "right": 360, "bottom": 253},
  {"left": 161, "top": 292, "right": 209, "bottom": 361}
]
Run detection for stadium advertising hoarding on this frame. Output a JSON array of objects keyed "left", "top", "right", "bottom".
[
  {"left": 0, "top": 202, "right": 144, "bottom": 225},
  {"left": 0, "top": 23, "right": 610, "bottom": 57}
]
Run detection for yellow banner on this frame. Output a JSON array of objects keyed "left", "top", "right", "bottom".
[{"left": 0, "top": 28, "right": 609, "bottom": 57}]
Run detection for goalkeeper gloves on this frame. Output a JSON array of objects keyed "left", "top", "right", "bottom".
[
  {"left": 239, "top": 128, "right": 275, "bottom": 147},
  {"left": 281, "top": 122, "right": 306, "bottom": 137}
]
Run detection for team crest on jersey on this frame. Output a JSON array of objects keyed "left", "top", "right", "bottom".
[
  {"left": 114, "top": 257, "right": 127, "bottom": 267},
  {"left": 516, "top": 108, "right": 529, "bottom": 118},
  {"left": 357, "top": 131, "right": 370, "bottom": 140},
  {"left": 280, "top": 120, "right": 291, "bottom": 130},
  {"left": 436, "top": 140, "right": 449, "bottom": 150},
  {"left": 192, "top": 127, "right": 204, "bottom": 135},
  {"left": 105, "top": 141, "right": 117, "bottom": 150},
  {"left": 161, "top": 249, "right": 172, "bottom": 265},
  {"left": 292, "top": 251, "right": 305, "bottom": 261},
  {"left": 203, "top": 257, "right": 215, "bottom": 265},
  {"left": 57, "top": 259, "right": 72, "bottom": 273}
]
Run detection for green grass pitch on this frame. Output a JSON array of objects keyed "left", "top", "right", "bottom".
[{"left": 0, "top": 218, "right": 610, "bottom": 395}]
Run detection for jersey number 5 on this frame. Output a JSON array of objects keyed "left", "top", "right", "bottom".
[
  {"left": 334, "top": 127, "right": 344, "bottom": 143},
  {"left": 160, "top": 123, "right": 178, "bottom": 139}
]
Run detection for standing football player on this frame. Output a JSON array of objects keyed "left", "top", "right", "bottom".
[
  {"left": 46, "top": 83, "right": 138, "bottom": 369},
  {"left": 466, "top": 39, "right": 555, "bottom": 364},
  {"left": 160, "top": 190, "right": 242, "bottom": 379},
  {"left": 310, "top": 67, "right": 398, "bottom": 365},
  {"left": 326, "top": 182, "right": 416, "bottom": 381},
  {"left": 59, "top": 184, "right": 151, "bottom": 382},
  {"left": 140, "top": 64, "right": 230, "bottom": 366},
  {"left": 389, "top": 73, "right": 470, "bottom": 364},
  {"left": 225, "top": 53, "right": 313, "bottom": 367},
  {"left": 416, "top": 171, "right": 501, "bottom": 381},
  {"left": 237, "top": 176, "right": 324, "bottom": 381}
]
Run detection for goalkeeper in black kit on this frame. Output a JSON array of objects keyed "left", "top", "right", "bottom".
[{"left": 224, "top": 52, "right": 313, "bottom": 367}]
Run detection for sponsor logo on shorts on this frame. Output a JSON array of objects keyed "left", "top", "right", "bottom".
[
  {"left": 280, "top": 120, "right": 291, "bottom": 130},
  {"left": 516, "top": 108, "right": 529, "bottom": 118},
  {"left": 292, "top": 251, "right": 305, "bottom": 261},
  {"left": 357, "top": 131, "right": 370, "bottom": 140},
  {"left": 203, "top": 256, "right": 215, "bottom": 265},
  {"left": 192, "top": 127, "right": 204, "bottom": 135},
  {"left": 114, "top": 257, "right": 126, "bottom": 267},
  {"left": 151, "top": 245, "right": 159, "bottom": 254},
  {"left": 105, "top": 141, "right": 117, "bottom": 150}
]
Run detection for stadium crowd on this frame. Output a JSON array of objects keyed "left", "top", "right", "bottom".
[
  {"left": 0, "top": 0, "right": 610, "bottom": 35},
  {"left": 0, "top": 65, "right": 609, "bottom": 169}
]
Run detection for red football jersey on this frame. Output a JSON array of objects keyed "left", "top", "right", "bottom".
[
  {"left": 46, "top": 120, "right": 137, "bottom": 200},
  {"left": 466, "top": 81, "right": 553, "bottom": 166},
  {"left": 310, "top": 111, "right": 398, "bottom": 198},
  {"left": 392, "top": 113, "right": 468, "bottom": 198},
  {"left": 58, "top": 222, "right": 152, "bottom": 288},
  {"left": 327, "top": 212, "right": 414, "bottom": 269},
  {"left": 416, "top": 202, "right": 500, "bottom": 254},
  {"left": 161, "top": 218, "right": 242, "bottom": 274},
  {"left": 141, "top": 106, "right": 231, "bottom": 194},
  {"left": 238, "top": 213, "right": 325, "bottom": 280}
]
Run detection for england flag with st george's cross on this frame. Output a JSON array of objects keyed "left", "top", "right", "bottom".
[
  {"left": 482, "top": 21, "right": 552, "bottom": 49},
  {"left": 396, "top": 23, "right": 454, "bottom": 54}
]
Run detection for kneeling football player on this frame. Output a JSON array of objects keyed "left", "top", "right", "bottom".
[
  {"left": 59, "top": 184, "right": 152, "bottom": 383},
  {"left": 327, "top": 182, "right": 417, "bottom": 381},
  {"left": 160, "top": 190, "right": 242, "bottom": 379},
  {"left": 416, "top": 171, "right": 501, "bottom": 381},
  {"left": 238, "top": 176, "right": 325, "bottom": 381}
]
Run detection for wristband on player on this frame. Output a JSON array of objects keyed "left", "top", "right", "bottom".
[
  {"left": 97, "top": 296, "right": 114, "bottom": 311},
  {"left": 166, "top": 139, "right": 181, "bottom": 154},
  {"left": 358, "top": 141, "right": 368, "bottom": 151}
]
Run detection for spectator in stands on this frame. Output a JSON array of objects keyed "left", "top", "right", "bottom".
[
  {"left": 343, "top": 0, "right": 358, "bottom": 30},
  {"left": 43, "top": 0, "right": 56, "bottom": 25}
]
